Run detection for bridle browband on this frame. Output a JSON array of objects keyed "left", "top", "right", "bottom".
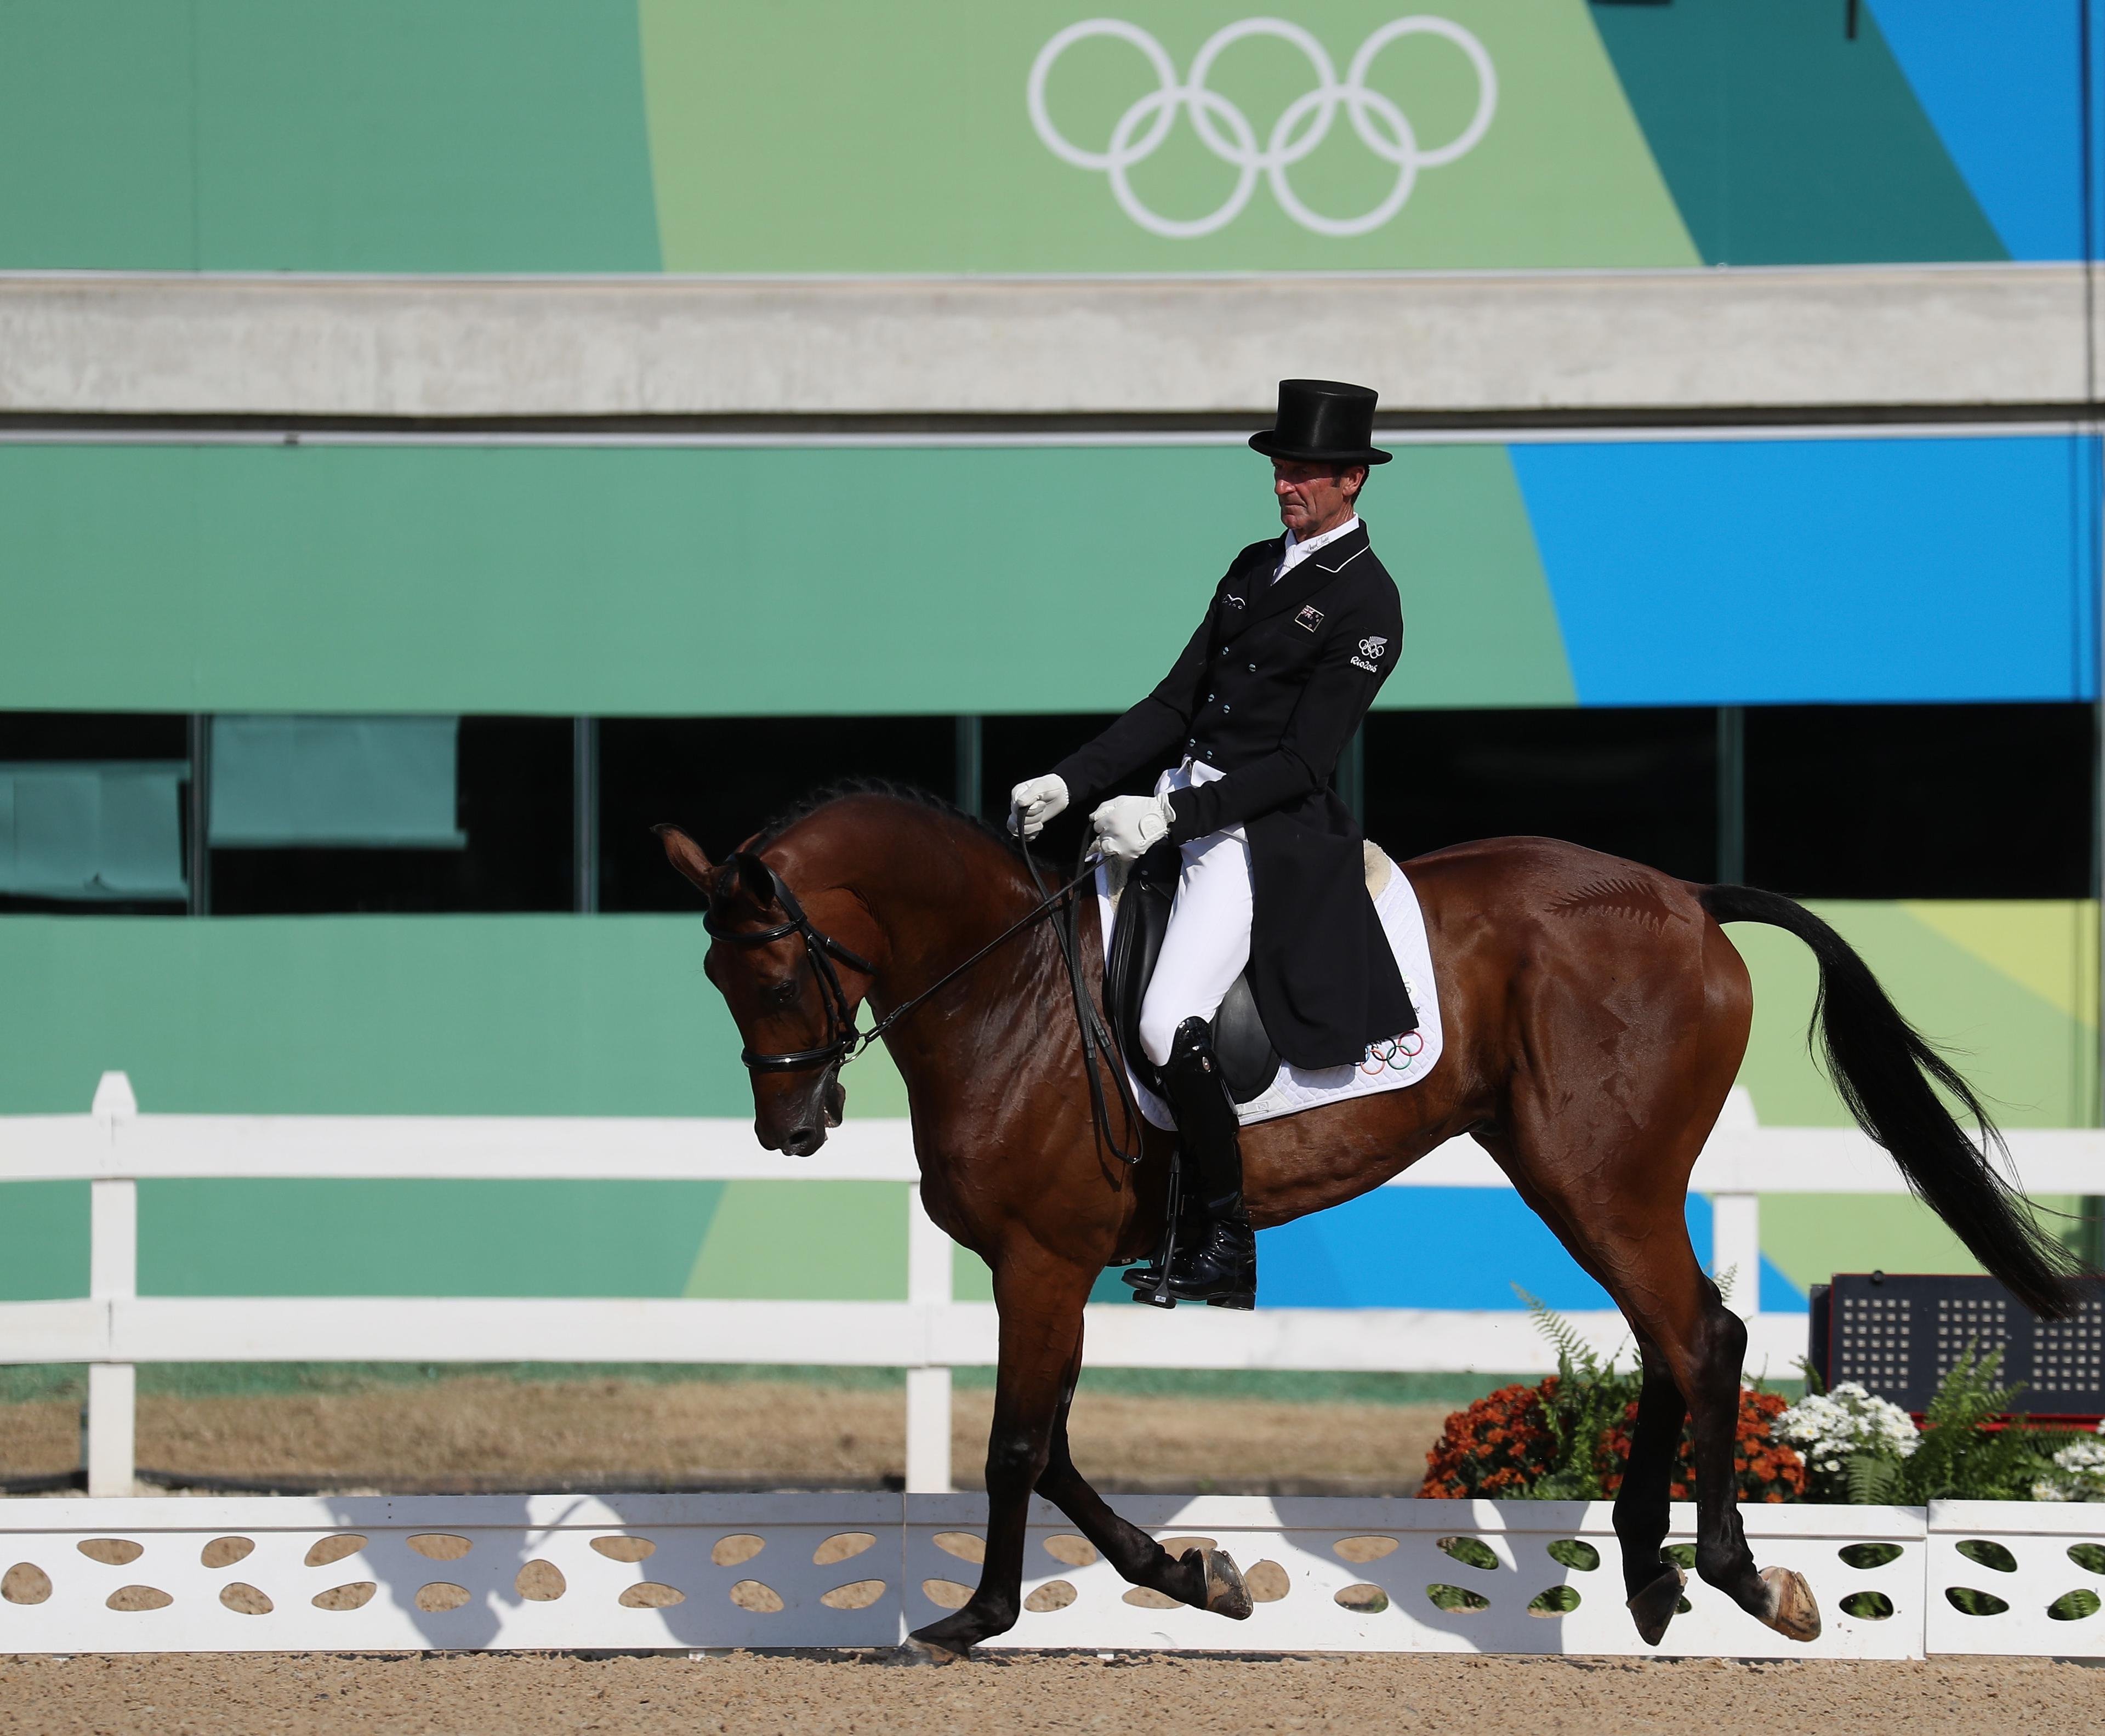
[
  {"left": 703, "top": 852, "right": 878, "bottom": 1072},
  {"left": 704, "top": 830, "right": 1146, "bottom": 1166}
]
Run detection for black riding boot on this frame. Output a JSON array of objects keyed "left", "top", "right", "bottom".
[{"left": 1125, "top": 1016, "right": 1257, "bottom": 1310}]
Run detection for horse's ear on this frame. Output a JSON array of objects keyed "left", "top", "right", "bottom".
[{"left": 654, "top": 824, "right": 720, "bottom": 895}]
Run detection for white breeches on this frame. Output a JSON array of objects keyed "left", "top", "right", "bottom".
[{"left": 1137, "top": 826, "right": 1254, "bottom": 1068}]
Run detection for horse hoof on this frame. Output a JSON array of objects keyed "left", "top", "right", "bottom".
[
  {"left": 1757, "top": 1566, "right": 1822, "bottom": 1642},
  {"left": 1626, "top": 1563, "right": 1686, "bottom": 1647},
  {"left": 894, "top": 1633, "right": 968, "bottom": 1666},
  {"left": 1188, "top": 1546, "right": 1253, "bottom": 1620}
]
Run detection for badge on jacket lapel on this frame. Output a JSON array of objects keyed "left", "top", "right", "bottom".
[{"left": 1294, "top": 605, "right": 1324, "bottom": 633}]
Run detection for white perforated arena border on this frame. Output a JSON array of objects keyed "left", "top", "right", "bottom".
[{"left": 1, "top": 1494, "right": 2098, "bottom": 1657}]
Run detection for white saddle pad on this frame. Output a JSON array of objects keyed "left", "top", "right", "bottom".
[{"left": 1095, "top": 844, "right": 1445, "bottom": 1130}]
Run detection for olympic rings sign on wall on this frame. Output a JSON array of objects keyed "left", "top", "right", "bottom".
[{"left": 1027, "top": 16, "right": 1497, "bottom": 239}]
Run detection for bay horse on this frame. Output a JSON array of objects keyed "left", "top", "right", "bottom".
[{"left": 656, "top": 786, "right": 2078, "bottom": 1660}]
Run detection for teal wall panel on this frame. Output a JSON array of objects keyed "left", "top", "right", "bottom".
[{"left": 1590, "top": 0, "right": 2006, "bottom": 264}]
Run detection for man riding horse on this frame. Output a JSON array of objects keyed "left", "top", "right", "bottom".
[
  {"left": 1009, "top": 379, "right": 1417, "bottom": 1311},
  {"left": 663, "top": 371, "right": 2077, "bottom": 1653}
]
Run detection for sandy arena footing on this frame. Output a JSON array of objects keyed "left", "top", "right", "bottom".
[{"left": 0, "top": 1650, "right": 2100, "bottom": 1735}]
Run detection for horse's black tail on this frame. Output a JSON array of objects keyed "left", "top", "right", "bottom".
[{"left": 1700, "top": 883, "right": 2084, "bottom": 1321}]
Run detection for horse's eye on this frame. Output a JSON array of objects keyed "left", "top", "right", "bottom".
[{"left": 762, "top": 979, "right": 801, "bottom": 1009}]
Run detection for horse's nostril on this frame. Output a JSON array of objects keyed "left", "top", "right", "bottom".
[{"left": 780, "top": 1126, "right": 826, "bottom": 1157}]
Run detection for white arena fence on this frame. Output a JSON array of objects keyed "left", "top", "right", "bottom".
[
  {"left": 0, "top": 1073, "right": 2100, "bottom": 1502},
  {"left": 0, "top": 1493, "right": 2100, "bottom": 1658}
]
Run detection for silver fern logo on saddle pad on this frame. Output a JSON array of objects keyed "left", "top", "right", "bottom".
[{"left": 1295, "top": 605, "right": 1324, "bottom": 631}]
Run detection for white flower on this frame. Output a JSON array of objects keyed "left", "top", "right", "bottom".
[
  {"left": 2035, "top": 1435, "right": 2105, "bottom": 1501},
  {"left": 1776, "top": 1384, "right": 1920, "bottom": 1464}
]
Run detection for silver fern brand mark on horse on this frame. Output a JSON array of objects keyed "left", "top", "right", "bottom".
[{"left": 1026, "top": 16, "right": 1497, "bottom": 239}]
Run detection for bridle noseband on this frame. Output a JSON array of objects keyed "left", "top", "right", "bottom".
[{"left": 704, "top": 851, "right": 876, "bottom": 1073}]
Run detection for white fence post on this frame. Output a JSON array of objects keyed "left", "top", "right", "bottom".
[
  {"left": 87, "top": 1072, "right": 138, "bottom": 1496},
  {"left": 1711, "top": 1191, "right": 1761, "bottom": 1322},
  {"left": 905, "top": 1182, "right": 953, "bottom": 1494}
]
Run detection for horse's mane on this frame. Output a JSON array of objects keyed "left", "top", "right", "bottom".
[{"left": 753, "top": 777, "right": 1041, "bottom": 867}]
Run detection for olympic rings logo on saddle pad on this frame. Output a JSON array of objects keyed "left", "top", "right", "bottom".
[{"left": 1027, "top": 16, "right": 1498, "bottom": 239}]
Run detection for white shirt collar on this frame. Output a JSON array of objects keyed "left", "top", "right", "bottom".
[{"left": 1272, "top": 514, "right": 1361, "bottom": 583}]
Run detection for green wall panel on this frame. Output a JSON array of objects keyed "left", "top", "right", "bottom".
[
  {"left": 1729, "top": 899, "right": 2097, "bottom": 1295},
  {"left": 0, "top": 0, "right": 658, "bottom": 271},
  {"left": 132, "top": 1177, "right": 906, "bottom": 1303},
  {"left": 0, "top": 915, "right": 743, "bottom": 1117},
  {"left": 0, "top": 442, "right": 1570, "bottom": 716},
  {"left": 1730, "top": 901, "right": 2098, "bottom": 1131},
  {"left": 641, "top": 0, "right": 1694, "bottom": 272},
  {"left": 681, "top": 1182, "right": 908, "bottom": 1301}
]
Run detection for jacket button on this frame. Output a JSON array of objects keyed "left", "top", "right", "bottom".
[
  {"left": 1186, "top": 738, "right": 1196, "bottom": 749},
  {"left": 1221, "top": 704, "right": 1231, "bottom": 713},
  {"left": 1206, "top": 693, "right": 1214, "bottom": 703},
  {"left": 1247, "top": 663, "right": 1256, "bottom": 672},
  {"left": 1205, "top": 749, "right": 1215, "bottom": 761}
]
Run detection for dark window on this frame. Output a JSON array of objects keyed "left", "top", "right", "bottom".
[
  {"left": 209, "top": 716, "right": 572, "bottom": 914},
  {"left": 0, "top": 713, "right": 189, "bottom": 763},
  {"left": 599, "top": 715, "right": 957, "bottom": 912},
  {"left": 1745, "top": 703, "right": 2095, "bottom": 900},
  {"left": 1362, "top": 707, "right": 1719, "bottom": 881}
]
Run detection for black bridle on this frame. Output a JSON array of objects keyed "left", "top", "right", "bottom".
[
  {"left": 703, "top": 852, "right": 878, "bottom": 1073},
  {"left": 704, "top": 829, "right": 1146, "bottom": 1165}
]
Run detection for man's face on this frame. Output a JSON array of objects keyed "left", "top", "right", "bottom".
[{"left": 1272, "top": 459, "right": 1365, "bottom": 537}]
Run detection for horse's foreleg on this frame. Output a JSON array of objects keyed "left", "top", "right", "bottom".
[
  {"left": 1034, "top": 1343, "right": 1251, "bottom": 1619},
  {"left": 904, "top": 1253, "right": 1088, "bottom": 1661},
  {"left": 1614, "top": 1340, "right": 1690, "bottom": 1646}
]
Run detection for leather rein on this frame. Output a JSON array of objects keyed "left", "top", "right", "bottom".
[{"left": 704, "top": 826, "right": 1146, "bottom": 1165}]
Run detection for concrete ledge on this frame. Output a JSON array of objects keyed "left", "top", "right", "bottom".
[{"left": 0, "top": 265, "right": 2092, "bottom": 419}]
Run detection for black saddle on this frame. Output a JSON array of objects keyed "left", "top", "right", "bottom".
[{"left": 1105, "top": 842, "right": 1281, "bottom": 1105}]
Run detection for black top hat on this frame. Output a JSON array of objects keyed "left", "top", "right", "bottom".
[{"left": 1248, "top": 378, "right": 1392, "bottom": 466}]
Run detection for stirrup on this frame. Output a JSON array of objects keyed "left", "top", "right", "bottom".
[
  {"left": 1150, "top": 1220, "right": 1257, "bottom": 1310},
  {"left": 1123, "top": 1137, "right": 1190, "bottom": 1308}
]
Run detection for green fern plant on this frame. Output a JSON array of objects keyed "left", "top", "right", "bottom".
[
  {"left": 1894, "top": 1344, "right": 2053, "bottom": 1505},
  {"left": 1517, "top": 1286, "right": 1641, "bottom": 1500}
]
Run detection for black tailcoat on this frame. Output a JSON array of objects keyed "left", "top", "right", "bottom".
[{"left": 1051, "top": 521, "right": 1414, "bottom": 1069}]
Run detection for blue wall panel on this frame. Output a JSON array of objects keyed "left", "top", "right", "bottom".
[
  {"left": 1515, "top": 435, "right": 2098, "bottom": 706},
  {"left": 1256, "top": 1188, "right": 1805, "bottom": 1317},
  {"left": 1872, "top": 0, "right": 2087, "bottom": 260}
]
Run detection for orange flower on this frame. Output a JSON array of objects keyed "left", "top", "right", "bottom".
[{"left": 1597, "top": 1387, "right": 1805, "bottom": 1504}]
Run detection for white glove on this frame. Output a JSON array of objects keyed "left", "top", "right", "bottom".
[
  {"left": 1090, "top": 793, "right": 1174, "bottom": 861},
  {"left": 1008, "top": 773, "right": 1069, "bottom": 838}
]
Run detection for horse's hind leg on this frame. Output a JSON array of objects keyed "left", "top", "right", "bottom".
[
  {"left": 1034, "top": 1344, "right": 1252, "bottom": 1619},
  {"left": 1615, "top": 1341, "right": 1690, "bottom": 1645},
  {"left": 1615, "top": 1257, "right": 1818, "bottom": 1641},
  {"left": 1685, "top": 1294, "right": 1820, "bottom": 1641},
  {"left": 1492, "top": 1140, "right": 1818, "bottom": 1643}
]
